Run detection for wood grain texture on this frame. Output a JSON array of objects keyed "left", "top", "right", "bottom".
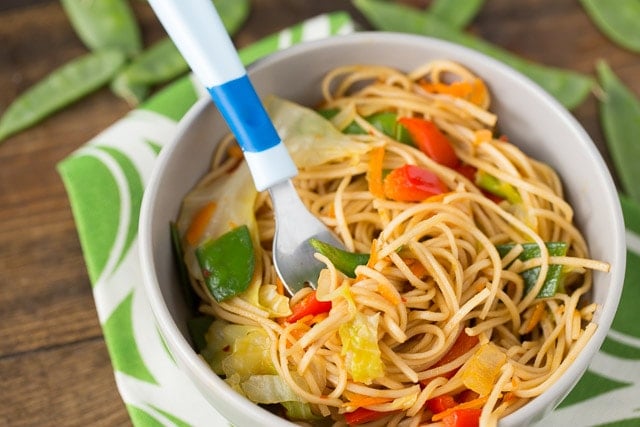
[{"left": 0, "top": 0, "right": 638, "bottom": 425}]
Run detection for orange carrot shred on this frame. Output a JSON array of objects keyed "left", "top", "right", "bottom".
[
  {"left": 368, "top": 146, "right": 385, "bottom": 198},
  {"left": 185, "top": 201, "right": 217, "bottom": 245},
  {"left": 522, "top": 301, "right": 546, "bottom": 334},
  {"left": 431, "top": 396, "right": 488, "bottom": 422},
  {"left": 343, "top": 391, "right": 393, "bottom": 408},
  {"left": 276, "top": 275, "right": 285, "bottom": 296}
]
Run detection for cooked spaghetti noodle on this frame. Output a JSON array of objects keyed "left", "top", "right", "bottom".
[{"left": 175, "top": 60, "right": 610, "bottom": 427}]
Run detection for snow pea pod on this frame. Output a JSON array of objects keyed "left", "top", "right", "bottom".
[
  {"left": 0, "top": 50, "right": 126, "bottom": 143},
  {"left": 111, "top": 0, "right": 251, "bottom": 105},
  {"left": 354, "top": 0, "right": 594, "bottom": 110},
  {"left": 196, "top": 225, "right": 255, "bottom": 302},
  {"left": 309, "top": 238, "right": 370, "bottom": 278},
  {"left": 111, "top": 38, "right": 187, "bottom": 105},
  {"left": 580, "top": 0, "right": 640, "bottom": 53},
  {"left": 496, "top": 242, "right": 568, "bottom": 298},
  {"left": 429, "top": 0, "right": 485, "bottom": 29},
  {"left": 61, "top": 0, "right": 141, "bottom": 57},
  {"left": 596, "top": 60, "right": 640, "bottom": 203}
]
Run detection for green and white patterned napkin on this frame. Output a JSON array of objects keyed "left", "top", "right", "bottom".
[{"left": 57, "top": 11, "right": 640, "bottom": 426}]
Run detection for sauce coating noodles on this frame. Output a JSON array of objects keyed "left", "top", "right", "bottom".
[{"left": 177, "top": 61, "right": 610, "bottom": 426}]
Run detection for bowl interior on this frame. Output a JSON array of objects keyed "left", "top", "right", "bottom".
[{"left": 139, "top": 32, "right": 626, "bottom": 427}]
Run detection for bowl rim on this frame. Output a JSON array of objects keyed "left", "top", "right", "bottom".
[{"left": 139, "top": 31, "right": 626, "bottom": 427}]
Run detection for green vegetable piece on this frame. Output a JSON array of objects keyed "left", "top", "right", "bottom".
[
  {"left": 476, "top": 170, "right": 522, "bottom": 204},
  {"left": 215, "top": 0, "right": 251, "bottom": 36},
  {"left": 110, "top": 0, "right": 250, "bottom": 105},
  {"left": 196, "top": 225, "right": 255, "bottom": 302},
  {"left": 170, "top": 221, "right": 197, "bottom": 311},
  {"left": 429, "top": 0, "right": 486, "bottom": 29},
  {"left": 317, "top": 110, "right": 413, "bottom": 144},
  {"left": 111, "top": 38, "right": 187, "bottom": 105},
  {"left": 0, "top": 50, "right": 126, "bottom": 143},
  {"left": 187, "top": 316, "right": 214, "bottom": 352},
  {"left": 309, "top": 238, "right": 370, "bottom": 278},
  {"left": 580, "top": 0, "right": 640, "bottom": 53},
  {"left": 596, "top": 60, "right": 640, "bottom": 203},
  {"left": 496, "top": 242, "right": 568, "bottom": 298},
  {"left": 61, "top": 0, "right": 141, "bottom": 56},
  {"left": 353, "top": 0, "right": 594, "bottom": 110},
  {"left": 281, "top": 401, "right": 321, "bottom": 421}
]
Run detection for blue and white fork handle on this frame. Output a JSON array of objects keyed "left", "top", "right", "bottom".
[{"left": 147, "top": 0, "right": 298, "bottom": 191}]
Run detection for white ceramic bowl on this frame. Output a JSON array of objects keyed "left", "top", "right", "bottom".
[{"left": 139, "top": 32, "right": 626, "bottom": 427}]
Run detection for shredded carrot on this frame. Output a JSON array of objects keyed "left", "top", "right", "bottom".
[
  {"left": 421, "top": 78, "right": 488, "bottom": 107},
  {"left": 227, "top": 144, "right": 244, "bottom": 159},
  {"left": 522, "top": 301, "right": 546, "bottom": 334},
  {"left": 185, "top": 201, "right": 217, "bottom": 245},
  {"left": 275, "top": 276, "right": 285, "bottom": 296},
  {"left": 377, "top": 283, "right": 401, "bottom": 305},
  {"left": 431, "top": 396, "right": 488, "bottom": 422},
  {"left": 343, "top": 391, "right": 393, "bottom": 408},
  {"left": 368, "top": 240, "right": 379, "bottom": 267},
  {"left": 367, "top": 146, "right": 385, "bottom": 198},
  {"left": 405, "top": 258, "right": 428, "bottom": 278}
]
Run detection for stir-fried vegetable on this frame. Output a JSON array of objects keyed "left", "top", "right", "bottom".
[
  {"left": 195, "top": 225, "right": 255, "bottom": 302},
  {"left": 497, "top": 242, "right": 568, "bottom": 298},
  {"left": 460, "top": 343, "right": 507, "bottom": 396},
  {"left": 265, "top": 96, "right": 372, "bottom": 168},
  {"left": 475, "top": 170, "right": 522, "bottom": 204},
  {"left": 421, "top": 330, "right": 480, "bottom": 385},
  {"left": 384, "top": 164, "right": 448, "bottom": 202},
  {"left": 339, "top": 312, "right": 385, "bottom": 384},
  {"left": 344, "top": 408, "right": 397, "bottom": 426},
  {"left": 397, "top": 117, "right": 460, "bottom": 168},
  {"left": 309, "top": 238, "right": 370, "bottom": 278},
  {"left": 319, "top": 109, "right": 413, "bottom": 144},
  {"left": 286, "top": 289, "right": 332, "bottom": 323}
]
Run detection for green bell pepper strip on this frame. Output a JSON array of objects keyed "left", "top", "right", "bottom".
[
  {"left": 196, "top": 225, "right": 255, "bottom": 302},
  {"left": 475, "top": 170, "right": 522, "bottom": 204},
  {"left": 309, "top": 238, "right": 370, "bottom": 278},
  {"left": 318, "top": 109, "right": 413, "bottom": 144},
  {"left": 496, "top": 242, "right": 568, "bottom": 298}
]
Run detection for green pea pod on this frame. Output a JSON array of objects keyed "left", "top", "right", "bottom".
[
  {"left": 61, "top": 0, "right": 141, "bottom": 57},
  {"left": 111, "top": 0, "right": 251, "bottom": 105},
  {"left": 596, "top": 60, "right": 640, "bottom": 204},
  {"left": 580, "top": 0, "right": 640, "bottom": 53},
  {"left": 215, "top": 0, "right": 251, "bottom": 36},
  {"left": 353, "top": 0, "right": 594, "bottom": 110},
  {"left": 196, "top": 225, "right": 255, "bottom": 302},
  {"left": 309, "top": 238, "right": 370, "bottom": 278},
  {"left": 187, "top": 316, "right": 214, "bottom": 352},
  {"left": 0, "top": 50, "right": 126, "bottom": 143},
  {"left": 170, "top": 222, "right": 196, "bottom": 311},
  {"left": 318, "top": 109, "right": 413, "bottom": 144},
  {"left": 429, "top": 0, "right": 486, "bottom": 29},
  {"left": 496, "top": 242, "right": 568, "bottom": 298},
  {"left": 476, "top": 170, "right": 522, "bottom": 204},
  {"left": 111, "top": 38, "right": 187, "bottom": 105}
]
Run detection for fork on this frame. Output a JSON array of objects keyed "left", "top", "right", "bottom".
[{"left": 148, "top": 0, "right": 343, "bottom": 294}]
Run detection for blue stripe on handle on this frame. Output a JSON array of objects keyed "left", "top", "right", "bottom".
[{"left": 207, "top": 75, "right": 280, "bottom": 152}]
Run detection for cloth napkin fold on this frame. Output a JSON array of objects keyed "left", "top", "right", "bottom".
[{"left": 57, "top": 12, "right": 640, "bottom": 427}]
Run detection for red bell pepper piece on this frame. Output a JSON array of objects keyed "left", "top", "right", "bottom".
[
  {"left": 383, "top": 164, "right": 448, "bottom": 202},
  {"left": 286, "top": 290, "right": 331, "bottom": 323},
  {"left": 344, "top": 408, "right": 396, "bottom": 426},
  {"left": 398, "top": 117, "right": 460, "bottom": 168},
  {"left": 426, "top": 394, "right": 457, "bottom": 414},
  {"left": 441, "top": 408, "right": 481, "bottom": 427},
  {"left": 421, "top": 330, "right": 479, "bottom": 385}
]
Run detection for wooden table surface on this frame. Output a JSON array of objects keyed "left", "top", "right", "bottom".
[{"left": 0, "top": 1, "right": 637, "bottom": 426}]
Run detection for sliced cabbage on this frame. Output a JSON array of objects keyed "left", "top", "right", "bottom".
[
  {"left": 201, "top": 319, "right": 275, "bottom": 378},
  {"left": 339, "top": 312, "right": 385, "bottom": 384},
  {"left": 264, "top": 96, "right": 373, "bottom": 169}
]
